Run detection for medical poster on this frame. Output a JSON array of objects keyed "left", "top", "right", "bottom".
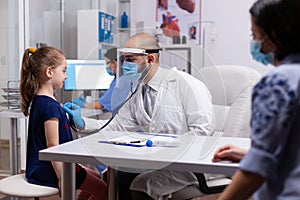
[{"left": 156, "top": 0, "right": 202, "bottom": 44}]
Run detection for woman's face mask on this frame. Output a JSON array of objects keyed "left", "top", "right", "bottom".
[{"left": 250, "top": 39, "right": 275, "bottom": 65}]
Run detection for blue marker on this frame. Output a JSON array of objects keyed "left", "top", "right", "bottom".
[{"left": 146, "top": 140, "right": 154, "bottom": 147}]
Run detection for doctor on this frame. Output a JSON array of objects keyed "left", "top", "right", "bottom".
[
  {"left": 72, "top": 47, "right": 118, "bottom": 112},
  {"left": 65, "top": 32, "right": 216, "bottom": 199}
]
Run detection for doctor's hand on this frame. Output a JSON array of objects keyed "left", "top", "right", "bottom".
[
  {"left": 72, "top": 96, "right": 86, "bottom": 108},
  {"left": 212, "top": 144, "right": 247, "bottom": 163},
  {"left": 63, "top": 102, "right": 85, "bottom": 130}
]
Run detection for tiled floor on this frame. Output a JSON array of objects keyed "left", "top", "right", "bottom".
[{"left": 0, "top": 141, "right": 10, "bottom": 172}]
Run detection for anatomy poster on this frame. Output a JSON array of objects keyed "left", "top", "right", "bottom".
[{"left": 157, "top": 0, "right": 202, "bottom": 44}]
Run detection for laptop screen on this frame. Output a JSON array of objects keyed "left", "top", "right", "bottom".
[{"left": 64, "top": 60, "right": 114, "bottom": 90}]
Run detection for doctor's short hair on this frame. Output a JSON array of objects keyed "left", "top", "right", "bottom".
[
  {"left": 130, "top": 32, "right": 160, "bottom": 63},
  {"left": 104, "top": 47, "right": 118, "bottom": 61},
  {"left": 250, "top": 0, "right": 300, "bottom": 60},
  {"left": 132, "top": 32, "right": 160, "bottom": 49}
]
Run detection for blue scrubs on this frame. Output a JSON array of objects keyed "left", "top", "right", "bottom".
[
  {"left": 25, "top": 95, "right": 86, "bottom": 188},
  {"left": 98, "top": 78, "right": 116, "bottom": 112}
]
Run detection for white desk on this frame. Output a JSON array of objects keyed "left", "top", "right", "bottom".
[
  {"left": 39, "top": 131, "right": 251, "bottom": 200},
  {"left": 0, "top": 109, "right": 27, "bottom": 174}
]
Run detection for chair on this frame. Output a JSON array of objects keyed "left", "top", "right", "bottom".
[
  {"left": 199, "top": 65, "right": 261, "bottom": 137},
  {"left": 172, "top": 65, "right": 261, "bottom": 199},
  {"left": 0, "top": 173, "right": 59, "bottom": 200}
]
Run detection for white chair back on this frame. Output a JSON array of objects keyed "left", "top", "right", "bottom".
[{"left": 198, "top": 65, "right": 261, "bottom": 137}]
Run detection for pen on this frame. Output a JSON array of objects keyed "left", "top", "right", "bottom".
[
  {"left": 130, "top": 140, "right": 143, "bottom": 143},
  {"left": 111, "top": 141, "right": 127, "bottom": 145},
  {"left": 98, "top": 140, "right": 145, "bottom": 147},
  {"left": 111, "top": 140, "right": 143, "bottom": 144}
]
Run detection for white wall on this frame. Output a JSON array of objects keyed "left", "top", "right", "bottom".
[
  {"left": 127, "top": 0, "right": 271, "bottom": 74},
  {"left": 27, "top": 0, "right": 61, "bottom": 48},
  {"left": 22, "top": 0, "right": 274, "bottom": 71},
  {"left": 0, "top": 0, "right": 22, "bottom": 140},
  {"left": 131, "top": 0, "right": 157, "bottom": 32},
  {"left": 27, "top": 0, "right": 93, "bottom": 58},
  {"left": 29, "top": 0, "right": 260, "bottom": 67},
  {"left": 63, "top": 0, "right": 93, "bottom": 58},
  {"left": 0, "top": 0, "right": 10, "bottom": 140},
  {"left": 0, "top": 0, "right": 9, "bottom": 83},
  {"left": 202, "top": 0, "right": 271, "bottom": 74}
]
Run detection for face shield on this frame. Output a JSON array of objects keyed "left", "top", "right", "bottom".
[
  {"left": 116, "top": 48, "right": 162, "bottom": 83},
  {"left": 111, "top": 48, "right": 155, "bottom": 111},
  {"left": 121, "top": 48, "right": 148, "bottom": 81}
]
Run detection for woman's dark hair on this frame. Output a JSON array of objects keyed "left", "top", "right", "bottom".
[
  {"left": 250, "top": 0, "right": 300, "bottom": 60},
  {"left": 20, "top": 46, "right": 64, "bottom": 116}
]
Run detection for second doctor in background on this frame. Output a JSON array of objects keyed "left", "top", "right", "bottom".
[
  {"left": 65, "top": 32, "right": 216, "bottom": 199},
  {"left": 72, "top": 47, "right": 118, "bottom": 112}
]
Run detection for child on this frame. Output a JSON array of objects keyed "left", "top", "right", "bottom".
[{"left": 20, "top": 46, "right": 107, "bottom": 199}]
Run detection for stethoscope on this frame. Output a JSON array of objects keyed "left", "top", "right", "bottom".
[
  {"left": 71, "top": 57, "right": 154, "bottom": 134},
  {"left": 70, "top": 81, "right": 141, "bottom": 134}
]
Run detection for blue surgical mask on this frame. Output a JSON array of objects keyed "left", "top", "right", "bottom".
[
  {"left": 250, "top": 39, "right": 275, "bottom": 65},
  {"left": 122, "top": 61, "right": 142, "bottom": 81},
  {"left": 106, "top": 66, "right": 115, "bottom": 76}
]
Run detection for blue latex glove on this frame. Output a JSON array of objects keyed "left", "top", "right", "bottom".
[
  {"left": 72, "top": 96, "right": 86, "bottom": 108},
  {"left": 63, "top": 102, "right": 85, "bottom": 130}
]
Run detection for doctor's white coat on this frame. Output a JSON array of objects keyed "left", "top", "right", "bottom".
[{"left": 84, "top": 67, "right": 216, "bottom": 199}]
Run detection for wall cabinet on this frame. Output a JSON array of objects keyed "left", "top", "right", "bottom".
[{"left": 77, "top": 0, "right": 132, "bottom": 59}]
